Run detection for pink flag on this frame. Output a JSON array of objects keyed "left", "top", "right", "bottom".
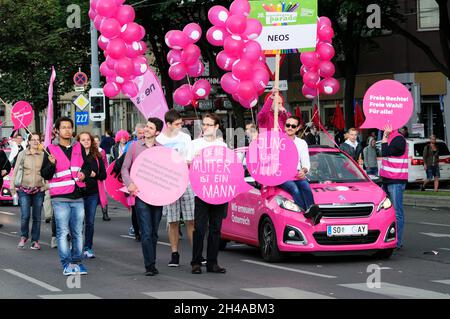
[
  {"left": 130, "top": 69, "right": 169, "bottom": 121},
  {"left": 44, "top": 66, "right": 56, "bottom": 148}
]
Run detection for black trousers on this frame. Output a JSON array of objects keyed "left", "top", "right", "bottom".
[
  {"left": 191, "top": 197, "right": 227, "bottom": 267},
  {"left": 131, "top": 205, "right": 140, "bottom": 235}
]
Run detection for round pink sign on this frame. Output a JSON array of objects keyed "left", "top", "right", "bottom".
[
  {"left": 130, "top": 146, "right": 189, "bottom": 206},
  {"left": 189, "top": 146, "right": 252, "bottom": 205},
  {"left": 246, "top": 130, "right": 299, "bottom": 186},
  {"left": 11, "top": 101, "right": 34, "bottom": 130},
  {"left": 361, "top": 80, "right": 413, "bottom": 130},
  {"left": 105, "top": 160, "right": 130, "bottom": 209}
]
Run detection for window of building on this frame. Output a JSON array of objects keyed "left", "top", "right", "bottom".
[{"left": 417, "top": 0, "right": 439, "bottom": 31}]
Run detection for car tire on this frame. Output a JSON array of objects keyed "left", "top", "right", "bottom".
[
  {"left": 219, "top": 239, "right": 229, "bottom": 251},
  {"left": 259, "top": 217, "right": 284, "bottom": 263},
  {"left": 373, "top": 248, "right": 394, "bottom": 259}
]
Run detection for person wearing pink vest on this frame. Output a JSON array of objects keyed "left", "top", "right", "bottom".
[
  {"left": 41, "top": 117, "right": 91, "bottom": 276},
  {"left": 380, "top": 124, "right": 408, "bottom": 249}
]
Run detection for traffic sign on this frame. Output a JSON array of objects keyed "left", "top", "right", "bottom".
[
  {"left": 75, "top": 111, "right": 89, "bottom": 126},
  {"left": 73, "top": 94, "right": 90, "bottom": 110},
  {"left": 73, "top": 71, "right": 88, "bottom": 86}
]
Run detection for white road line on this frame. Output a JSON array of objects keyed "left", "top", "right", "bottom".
[
  {"left": 420, "top": 232, "right": 450, "bottom": 238},
  {"left": 241, "top": 259, "right": 337, "bottom": 279},
  {"left": 339, "top": 282, "right": 450, "bottom": 299},
  {"left": 143, "top": 291, "right": 217, "bottom": 299},
  {"left": 438, "top": 248, "right": 450, "bottom": 251},
  {"left": 120, "top": 235, "right": 135, "bottom": 239},
  {"left": 39, "top": 293, "right": 102, "bottom": 299},
  {"left": 419, "top": 222, "right": 450, "bottom": 228},
  {"left": 0, "top": 211, "right": 15, "bottom": 216},
  {"left": 242, "top": 287, "right": 335, "bottom": 299},
  {"left": 432, "top": 280, "right": 450, "bottom": 285},
  {"left": 119, "top": 235, "right": 170, "bottom": 246},
  {"left": 0, "top": 231, "right": 50, "bottom": 247},
  {"left": 3, "top": 269, "right": 61, "bottom": 292}
]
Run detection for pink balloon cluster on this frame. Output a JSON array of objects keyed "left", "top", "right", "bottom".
[
  {"left": 89, "top": 0, "right": 148, "bottom": 98},
  {"left": 300, "top": 16, "right": 340, "bottom": 100},
  {"left": 172, "top": 80, "right": 212, "bottom": 107},
  {"left": 206, "top": 0, "right": 269, "bottom": 109}
]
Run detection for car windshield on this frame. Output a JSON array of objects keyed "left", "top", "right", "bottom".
[
  {"left": 308, "top": 151, "right": 369, "bottom": 183},
  {"left": 414, "top": 142, "right": 450, "bottom": 157}
]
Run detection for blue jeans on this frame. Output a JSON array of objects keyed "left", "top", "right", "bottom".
[
  {"left": 366, "top": 167, "right": 379, "bottom": 176},
  {"left": 135, "top": 198, "right": 163, "bottom": 269},
  {"left": 279, "top": 179, "right": 315, "bottom": 211},
  {"left": 52, "top": 200, "right": 84, "bottom": 266},
  {"left": 83, "top": 194, "right": 99, "bottom": 250},
  {"left": 383, "top": 183, "right": 406, "bottom": 248},
  {"left": 18, "top": 191, "right": 45, "bottom": 242}
]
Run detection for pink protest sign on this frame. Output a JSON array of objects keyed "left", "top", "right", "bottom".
[
  {"left": 130, "top": 146, "right": 189, "bottom": 206},
  {"left": 360, "top": 80, "right": 413, "bottom": 130},
  {"left": 246, "top": 130, "right": 299, "bottom": 186},
  {"left": 105, "top": 161, "right": 130, "bottom": 209},
  {"left": 189, "top": 146, "right": 252, "bottom": 205},
  {"left": 11, "top": 101, "right": 34, "bottom": 130}
]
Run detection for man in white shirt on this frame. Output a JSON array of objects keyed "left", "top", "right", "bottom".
[
  {"left": 156, "top": 110, "right": 195, "bottom": 268},
  {"left": 340, "top": 128, "right": 363, "bottom": 164},
  {"left": 280, "top": 116, "right": 321, "bottom": 225},
  {"left": 9, "top": 133, "right": 27, "bottom": 167}
]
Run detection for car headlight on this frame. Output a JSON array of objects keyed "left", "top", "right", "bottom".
[
  {"left": 377, "top": 197, "right": 392, "bottom": 212},
  {"left": 275, "top": 196, "right": 302, "bottom": 213}
]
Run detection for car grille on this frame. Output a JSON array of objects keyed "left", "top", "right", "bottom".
[
  {"left": 318, "top": 204, "right": 373, "bottom": 218},
  {"left": 313, "top": 230, "right": 380, "bottom": 245}
]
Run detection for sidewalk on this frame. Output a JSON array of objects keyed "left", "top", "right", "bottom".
[{"left": 404, "top": 190, "right": 450, "bottom": 209}]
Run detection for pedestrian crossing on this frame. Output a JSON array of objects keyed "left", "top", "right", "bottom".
[{"left": 338, "top": 283, "right": 450, "bottom": 299}]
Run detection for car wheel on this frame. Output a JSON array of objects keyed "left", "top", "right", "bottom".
[
  {"left": 259, "top": 217, "right": 284, "bottom": 262},
  {"left": 219, "top": 239, "right": 229, "bottom": 250},
  {"left": 373, "top": 249, "right": 394, "bottom": 259}
]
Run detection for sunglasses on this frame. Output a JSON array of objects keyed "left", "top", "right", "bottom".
[{"left": 285, "top": 124, "right": 298, "bottom": 129}]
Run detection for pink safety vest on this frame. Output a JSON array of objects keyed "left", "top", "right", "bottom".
[
  {"left": 379, "top": 131, "right": 409, "bottom": 180},
  {"left": 48, "top": 143, "right": 86, "bottom": 196}
]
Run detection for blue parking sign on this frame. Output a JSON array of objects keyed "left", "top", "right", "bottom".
[{"left": 75, "top": 112, "right": 89, "bottom": 126}]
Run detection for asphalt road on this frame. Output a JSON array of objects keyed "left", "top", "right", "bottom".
[{"left": 0, "top": 200, "right": 449, "bottom": 300}]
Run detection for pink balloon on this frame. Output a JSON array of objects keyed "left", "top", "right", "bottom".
[
  {"left": 226, "top": 15, "right": 247, "bottom": 35},
  {"left": 125, "top": 42, "right": 141, "bottom": 58},
  {"left": 232, "top": 59, "right": 253, "bottom": 80},
  {"left": 165, "top": 30, "right": 189, "bottom": 50},
  {"left": 167, "top": 49, "right": 182, "bottom": 65},
  {"left": 103, "top": 82, "right": 121, "bottom": 98},
  {"left": 302, "top": 85, "right": 318, "bottom": 99},
  {"left": 98, "top": 35, "right": 110, "bottom": 50},
  {"left": 318, "top": 61, "right": 335, "bottom": 78},
  {"left": 254, "top": 61, "right": 268, "bottom": 71},
  {"left": 237, "top": 81, "right": 257, "bottom": 101},
  {"left": 94, "top": 15, "right": 106, "bottom": 30},
  {"left": 316, "top": 42, "right": 335, "bottom": 61},
  {"left": 243, "top": 18, "right": 262, "bottom": 40},
  {"left": 139, "top": 25, "right": 146, "bottom": 39},
  {"left": 252, "top": 69, "right": 270, "bottom": 91},
  {"left": 181, "top": 44, "right": 201, "bottom": 66},
  {"left": 100, "top": 18, "right": 121, "bottom": 39},
  {"left": 100, "top": 62, "right": 115, "bottom": 77},
  {"left": 107, "top": 38, "right": 127, "bottom": 59},
  {"left": 318, "top": 24, "right": 334, "bottom": 42},
  {"left": 121, "top": 22, "right": 143, "bottom": 43},
  {"left": 90, "top": 0, "right": 99, "bottom": 11},
  {"left": 137, "top": 41, "right": 147, "bottom": 55},
  {"left": 257, "top": 54, "right": 266, "bottom": 63},
  {"left": 115, "top": 0, "right": 126, "bottom": 5},
  {"left": 132, "top": 56, "right": 148, "bottom": 76},
  {"left": 96, "top": 0, "right": 118, "bottom": 18},
  {"left": 239, "top": 97, "right": 258, "bottom": 109},
  {"left": 115, "top": 57, "right": 134, "bottom": 77},
  {"left": 224, "top": 36, "right": 244, "bottom": 57},
  {"left": 242, "top": 40, "right": 262, "bottom": 62},
  {"left": 174, "top": 84, "right": 194, "bottom": 106},
  {"left": 192, "top": 79, "right": 211, "bottom": 99},
  {"left": 187, "top": 61, "right": 205, "bottom": 77},
  {"left": 221, "top": 72, "right": 239, "bottom": 94},
  {"left": 300, "top": 51, "right": 319, "bottom": 68},
  {"left": 230, "top": 0, "right": 251, "bottom": 17},
  {"left": 318, "top": 16, "right": 332, "bottom": 27},
  {"left": 208, "top": 6, "right": 229, "bottom": 27},
  {"left": 303, "top": 71, "right": 321, "bottom": 88},
  {"left": 122, "top": 81, "right": 139, "bottom": 98},
  {"left": 115, "top": 5, "right": 135, "bottom": 26},
  {"left": 105, "top": 56, "right": 117, "bottom": 69},
  {"left": 168, "top": 62, "right": 188, "bottom": 81},
  {"left": 206, "top": 26, "right": 229, "bottom": 46},
  {"left": 216, "top": 51, "right": 237, "bottom": 71},
  {"left": 183, "top": 23, "right": 202, "bottom": 43},
  {"left": 318, "top": 77, "right": 340, "bottom": 95},
  {"left": 89, "top": 9, "right": 97, "bottom": 21}
]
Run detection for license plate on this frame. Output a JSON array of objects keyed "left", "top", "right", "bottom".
[{"left": 327, "top": 225, "right": 368, "bottom": 237}]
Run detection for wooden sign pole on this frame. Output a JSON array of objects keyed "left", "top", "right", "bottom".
[{"left": 273, "top": 50, "right": 281, "bottom": 131}]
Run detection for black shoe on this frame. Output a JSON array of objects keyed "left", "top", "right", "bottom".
[
  {"left": 304, "top": 204, "right": 320, "bottom": 219},
  {"left": 191, "top": 264, "right": 202, "bottom": 274},
  {"left": 150, "top": 266, "right": 159, "bottom": 275},
  {"left": 200, "top": 256, "right": 207, "bottom": 266},
  {"left": 102, "top": 207, "right": 111, "bottom": 221},
  {"left": 206, "top": 264, "right": 226, "bottom": 273},
  {"left": 145, "top": 267, "right": 156, "bottom": 276},
  {"left": 311, "top": 212, "right": 323, "bottom": 226},
  {"left": 45, "top": 218, "right": 51, "bottom": 224},
  {"left": 168, "top": 252, "right": 180, "bottom": 267}
]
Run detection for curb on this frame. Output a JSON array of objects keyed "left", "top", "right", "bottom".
[{"left": 404, "top": 194, "right": 450, "bottom": 209}]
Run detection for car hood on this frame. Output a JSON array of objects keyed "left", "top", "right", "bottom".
[{"left": 310, "top": 182, "right": 386, "bottom": 205}]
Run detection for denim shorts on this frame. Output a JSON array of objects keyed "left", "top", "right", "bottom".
[{"left": 426, "top": 166, "right": 440, "bottom": 179}]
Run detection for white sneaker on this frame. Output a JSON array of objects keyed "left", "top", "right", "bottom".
[{"left": 51, "top": 237, "right": 57, "bottom": 248}]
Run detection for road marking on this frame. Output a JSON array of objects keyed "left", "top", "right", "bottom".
[
  {"left": 420, "top": 232, "right": 450, "bottom": 238},
  {"left": 242, "top": 287, "right": 335, "bottom": 299},
  {"left": 339, "top": 282, "right": 450, "bottom": 299},
  {"left": 3, "top": 269, "right": 61, "bottom": 292},
  {"left": 143, "top": 291, "right": 217, "bottom": 299},
  {"left": 241, "top": 259, "right": 337, "bottom": 279},
  {"left": 438, "top": 248, "right": 450, "bottom": 251},
  {"left": 120, "top": 235, "right": 170, "bottom": 246},
  {"left": 120, "top": 235, "right": 135, "bottom": 239},
  {"left": 0, "top": 211, "right": 15, "bottom": 216},
  {"left": 39, "top": 294, "right": 101, "bottom": 299},
  {"left": 158, "top": 241, "right": 171, "bottom": 246},
  {"left": 0, "top": 231, "right": 50, "bottom": 247},
  {"left": 432, "top": 280, "right": 450, "bottom": 285},
  {"left": 419, "top": 222, "right": 450, "bottom": 228}
]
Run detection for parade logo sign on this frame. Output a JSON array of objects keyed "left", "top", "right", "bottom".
[
  {"left": 361, "top": 80, "right": 413, "bottom": 130},
  {"left": 11, "top": 101, "right": 34, "bottom": 130}
]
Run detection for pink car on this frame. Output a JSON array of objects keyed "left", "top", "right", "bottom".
[
  {"left": 221, "top": 146, "right": 397, "bottom": 262},
  {"left": 0, "top": 149, "right": 13, "bottom": 204}
]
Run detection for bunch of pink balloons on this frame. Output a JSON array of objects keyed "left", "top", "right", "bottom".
[
  {"left": 300, "top": 16, "right": 340, "bottom": 100},
  {"left": 172, "top": 80, "right": 212, "bottom": 107},
  {"left": 206, "top": 0, "right": 269, "bottom": 109},
  {"left": 89, "top": 0, "right": 148, "bottom": 98}
]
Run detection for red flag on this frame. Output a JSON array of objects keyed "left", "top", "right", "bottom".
[
  {"left": 44, "top": 66, "right": 56, "bottom": 148},
  {"left": 311, "top": 104, "right": 323, "bottom": 130},
  {"left": 332, "top": 103, "right": 345, "bottom": 131},
  {"left": 295, "top": 106, "right": 304, "bottom": 125},
  {"left": 354, "top": 101, "right": 365, "bottom": 129}
]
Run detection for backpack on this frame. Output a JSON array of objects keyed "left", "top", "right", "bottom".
[{"left": 110, "top": 142, "right": 137, "bottom": 180}]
